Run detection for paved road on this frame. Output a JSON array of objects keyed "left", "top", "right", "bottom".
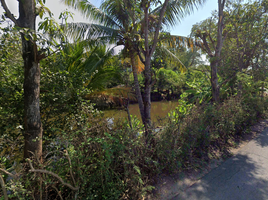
[{"left": 172, "top": 127, "right": 268, "bottom": 200}]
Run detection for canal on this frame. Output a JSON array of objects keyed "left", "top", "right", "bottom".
[{"left": 103, "top": 101, "right": 180, "bottom": 125}]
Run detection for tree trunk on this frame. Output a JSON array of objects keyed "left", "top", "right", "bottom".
[
  {"left": 125, "top": 98, "right": 133, "bottom": 130},
  {"left": 237, "top": 62, "right": 243, "bottom": 98},
  {"left": 211, "top": 59, "right": 220, "bottom": 102},
  {"left": 130, "top": 53, "right": 145, "bottom": 124},
  {"left": 210, "top": 0, "right": 225, "bottom": 103},
  {"left": 22, "top": 37, "right": 42, "bottom": 159},
  {"left": 17, "top": 0, "right": 43, "bottom": 160},
  {"left": 140, "top": 0, "right": 170, "bottom": 138},
  {"left": 143, "top": 57, "right": 152, "bottom": 137}
]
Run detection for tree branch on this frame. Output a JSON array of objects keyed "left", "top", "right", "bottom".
[
  {"left": 149, "top": 0, "right": 170, "bottom": 58},
  {"left": 143, "top": 2, "right": 149, "bottom": 55},
  {"left": 64, "top": 150, "right": 76, "bottom": 187},
  {"left": 0, "top": 174, "right": 8, "bottom": 200},
  {"left": 0, "top": 168, "right": 18, "bottom": 180},
  {"left": 200, "top": 34, "right": 214, "bottom": 57},
  {"left": 208, "top": 32, "right": 216, "bottom": 52},
  {"left": 192, "top": 68, "right": 211, "bottom": 81},
  {"left": 51, "top": 185, "right": 64, "bottom": 200},
  {"left": 218, "top": 73, "right": 236, "bottom": 89},
  {"left": 27, "top": 159, "right": 79, "bottom": 191},
  {"left": 0, "top": 0, "right": 19, "bottom": 26}
]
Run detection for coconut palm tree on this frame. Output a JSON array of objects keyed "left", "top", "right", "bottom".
[{"left": 62, "top": 0, "right": 206, "bottom": 137}]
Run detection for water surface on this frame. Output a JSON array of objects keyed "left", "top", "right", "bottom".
[{"left": 103, "top": 101, "right": 179, "bottom": 125}]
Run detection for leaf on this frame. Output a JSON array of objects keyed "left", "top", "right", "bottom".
[
  {"left": 135, "top": 55, "right": 144, "bottom": 73},
  {"left": 39, "top": 10, "right": 44, "bottom": 19},
  {"left": 184, "top": 89, "right": 197, "bottom": 94},
  {"left": 133, "top": 165, "right": 141, "bottom": 175}
]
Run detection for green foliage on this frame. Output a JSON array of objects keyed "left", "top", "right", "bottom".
[
  {"left": 48, "top": 113, "right": 157, "bottom": 199},
  {"left": 0, "top": 30, "right": 24, "bottom": 164},
  {"left": 1, "top": 102, "right": 157, "bottom": 199},
  {"left": 236, "top": 72, "right": 268, "bottom": 97},
  {"left": 160, "top": 96, "right": 268, "bottom": 172},
  {"left": 121, "top": 114, "right": 144, "bottom": 131},
  {"left": 184, "top": 69, "right": 212, "bottom": 104},
  {"left": 2, "top": 61, "right": 268, "bottom": 200},
  {"left": 156, "top": 68, "right": 185, "bottom": 94},
  {"left": 168, "top": 92, "right": 193, "bottom": 122},
  {"left": 2, "top": 0, "right": 268, "bottom": 199}
]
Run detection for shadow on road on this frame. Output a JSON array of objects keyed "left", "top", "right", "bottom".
[
  {"left": 172, "top": 153, "right": 268, "bottom": 200},
  {"left": 152, "top": 122, "right": 268, "bottom": 200},
  {"left": 255, "top": 128, "right": 268, "bottom": 148}
]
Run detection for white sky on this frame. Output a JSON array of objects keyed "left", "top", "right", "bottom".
[{"left": 1, "top": 0, "right": 218, "bottom": 37}]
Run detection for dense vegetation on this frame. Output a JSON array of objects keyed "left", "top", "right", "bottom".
[{"left": 0, "top": 0, "right": 268, "bottom": 199}]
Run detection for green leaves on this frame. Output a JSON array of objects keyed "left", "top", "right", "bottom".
[
  {"left": 36, "top": 0, "right": 52, "bottom": 18},
  {"left": 59, "top": 10, "right": 74, "bottom": 24}
]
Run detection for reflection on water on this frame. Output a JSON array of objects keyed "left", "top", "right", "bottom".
[{"left": 103, "top": 101, "right": 179, "bottom": 125}]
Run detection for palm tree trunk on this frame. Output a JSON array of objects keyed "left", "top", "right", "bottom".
[
  {"left": 125, "top": 98, "right": 133, "bottom": 130},
  {"left": 130, "top": 53, "right": 145, "bottom": 124},
  {"left": 143, "top": 57, "right": 152, "bottom": 137}
]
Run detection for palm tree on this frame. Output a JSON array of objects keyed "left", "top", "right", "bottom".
[
  {"left": 57, "top": 39, "right": 132, "bottom": 105},
  {"left": 62, "top": 0, "right": 206, "bottom": 137}
]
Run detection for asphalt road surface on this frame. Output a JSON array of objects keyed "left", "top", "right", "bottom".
[{"left": 172, "top": 127, "right": 268, "bottom": 200}]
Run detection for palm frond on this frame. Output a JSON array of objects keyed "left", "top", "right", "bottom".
[
  {"left": 160, "top": 33, "right": 203, "bottom": 52},
  {"left": 160, "top": 46, "right": 187, "bottom": 73},
  {"left": 150, "top": 0, "right": 207, "bottom": 28},
  {"left": 83, "top": 46, "right": 115, "bottom": 76},
  {"left": 100, "top": 0, "right": 131, "bottom": 29},
  {"left": 134, "top": 55, "right": 144, "bottom": 73},
  {"left": 63, "top": 23, "right": 120, "bottom": 44},
  {"left": 86, "top": 68, "right": 121, "bottom": 90},
  {"left": 59, "top": 40, "right": 114, "bottom": 78},
  {"left": 64, "top": 43, "right": 85, "bottom": 73},
  {"left": 63, "top": 0, "right": 123, "bottom": 29}
]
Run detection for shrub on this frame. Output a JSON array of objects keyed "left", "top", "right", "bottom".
[
  {"left": 156, "top": 96, "right": 268, "bottom": 172},
  {"left": 0, "top": 100, "right": 159, "bottom": 199},
  {"left": 1, "top": 92, "right": 268, "bottom": 199}
]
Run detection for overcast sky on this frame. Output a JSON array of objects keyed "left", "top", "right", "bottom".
[{"left": 1, "top": 0, "right": 217, "bottom": 37}]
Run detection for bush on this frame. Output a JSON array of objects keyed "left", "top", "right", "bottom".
[
  {"left": 2, "top": 76, "right": 268, "bottom": 199},
  {"left": 0, "top": 100, "right": 158, "bottom": 199},
  {"left": 156, "top": 96, "right": 268, "bottom": 172}
]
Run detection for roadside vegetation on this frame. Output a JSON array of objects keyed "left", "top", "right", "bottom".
[{"left": 0, "top": 0, "right": 268, "bottom": 199}]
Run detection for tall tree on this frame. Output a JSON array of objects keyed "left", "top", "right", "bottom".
[
  {"left": 63, "top": 0, "right": 205, "bottom": 136},
  {"left": 193, "top": 0, "right": 268, "bottom": 99},
  {"left": 140, "top": 0, "right": 180, "bottom": 134},
  {"left": 226, "top": 1, "right": 268, "bottom": 96},
  {"left": 192, "top": 0, "right": 226, "bottom": 102},
  {"left": 137, "top": 0, "right": 207, "bottom": 134},
  {"left": 1, "top": 0, "right": 44, "bottom": 159}
]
